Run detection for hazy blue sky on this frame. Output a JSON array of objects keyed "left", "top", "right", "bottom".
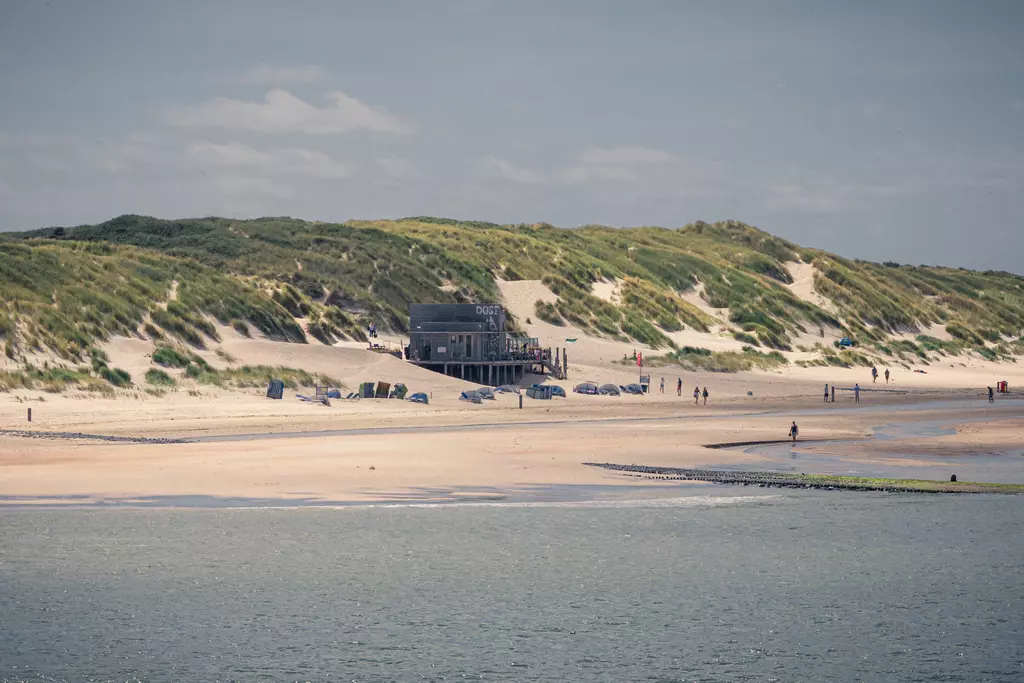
[{"left": 1, "top": 1, "right": 1022, "bottom": 270}]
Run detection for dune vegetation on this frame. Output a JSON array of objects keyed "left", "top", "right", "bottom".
[{"left": 2, "top": 215, "right": 1023, "bottom": 370}]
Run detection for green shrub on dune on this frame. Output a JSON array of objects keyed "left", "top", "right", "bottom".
[
  {"left": 3, "top": 215, "right": 1022, "bottom": 366},
  {"left": 145, "top": 368, "right": 176, "bottom": 386}
]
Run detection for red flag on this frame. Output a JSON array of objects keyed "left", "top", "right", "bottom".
[{"left": 637, "top": 352, "right": 642, "bottom": 367}]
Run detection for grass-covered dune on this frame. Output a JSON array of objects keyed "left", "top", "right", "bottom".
[{"left": 3, "top": 215, "right": 1024, "bottom": 364}]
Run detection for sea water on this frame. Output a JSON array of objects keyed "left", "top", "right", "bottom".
[{"left": 1, "top": 492, "right": 1022, "bottom": 682}]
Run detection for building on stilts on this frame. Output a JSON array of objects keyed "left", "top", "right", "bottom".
[{"left": 405, "top": 303, "right": 567, "bottom": 386}]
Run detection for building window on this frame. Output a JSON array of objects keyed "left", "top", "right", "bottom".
[{"left": 466, "top": 334, "right": 472, "bottom": 357}]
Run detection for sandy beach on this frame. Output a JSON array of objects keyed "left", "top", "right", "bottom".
[
  {"left": 3, "top": 322, "right": 1022, "bottom": 507},
  {"left": 3, "top": 278, "right": 1024, "bottom": 508}
]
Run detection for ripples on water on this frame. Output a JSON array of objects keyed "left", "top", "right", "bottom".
[{"left": 1, "top": 493, "right": 1022, "bottom": 682}]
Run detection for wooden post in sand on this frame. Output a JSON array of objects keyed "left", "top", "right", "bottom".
[
  {"left": 519, "top": 394, "right": 523, "bottom": 409},
  {"left": 27, "top": 408, "right": 32, "bottom": 422}
]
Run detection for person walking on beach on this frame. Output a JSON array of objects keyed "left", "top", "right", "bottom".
[
  {"left": 702, "top": 387, "right": 709, "bottom": 405},
  {"left": 854, "top": 383, "right": 861, "bottom": 403},
  {"left": 871, "top": 366, "right": 878, "bottom": 383},
  {"left": 988, "top": 386, "right": 995, "bottom": 403},
  {"left": 884, "top": 368, "right": 890, "bottom": 384},
  {"left": 677, "top": 377, "right": 682, "bottom": 396},
  {"left": 660, "top": 376, "right": 665, "bottom": 393},
  {"left": 789, "top": 421, "right": 799, "bottom": 443},
  {"left": 824, "top": 383, "right": 830, "bottom": 403},
  {"left": 693, "top": 386, "right": 700, "bottom": 404}
]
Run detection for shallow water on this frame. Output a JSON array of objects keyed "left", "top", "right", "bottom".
[
  {"left": 2, "top": 493, "right": 1022, "bottom": 682},
  {"left": 732, "top": 414, "right": 1024, "bottom": 484}
]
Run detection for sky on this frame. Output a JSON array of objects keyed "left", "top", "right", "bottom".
[{"left": 1, "top": 0, "right": 1022, "bottom": 271}]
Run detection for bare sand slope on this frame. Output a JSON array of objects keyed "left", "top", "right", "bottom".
[{"left": 784, "top": 261, "right": 837, "bottom": 314}]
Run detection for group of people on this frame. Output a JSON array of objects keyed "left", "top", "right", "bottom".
[
  {"left": 823, "top": 382, "right": 861, "bottom": 403},
  {"left": 658, "top": 377, "right": 710, "bottom": 404},
  {"left": 822, "top": 367, "right": 894, "bottom": 404}
]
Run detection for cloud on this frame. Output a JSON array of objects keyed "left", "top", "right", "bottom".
[
  {"left": 375, "top": 157, "right": 421, "bottom": 184},
  {"left": 0, "top": 132, "right": 129, "bottom": 173},
  {"left": 0, "top": 130, "right": 361, "bottom": 224},
  {"left": 238, "top": 64, "right": 330, "bottom": 86},
  {"left": 765, "top": 180, "right": 904, "bottom": 213},
  {"left": 480, "top": 156, "right": 544, "bottom": 184},
  {"left": 161, "top": 89, "right": 413, "bottom": 135},
  {"left": 185, "top": 141, "right": 351, "bottom": 179},
  {"left": 560, "top": 145, "right": 681, "bottom": 183}
]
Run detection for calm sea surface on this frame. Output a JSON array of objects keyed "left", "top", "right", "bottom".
[{"left": 1, "top": 492, "right": 1022, "bottom": 682}]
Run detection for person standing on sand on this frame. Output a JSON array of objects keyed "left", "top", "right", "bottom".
[
  {"left": 789, "top": 421, "right": 799, "bottom": 443},
  {"left": 871, "top": 366, "right": 878, "bottom": 383},
  {"left": 885, "top": 368, "right": 890, "bottom": 384},
  {"left": 702, "top": 387, "right": 709, "bottom": 405},
  {"left": 854, "top": 383, "right": 861, "bottom": 403},
  {"left": 693, "top": 386, "right": 700, "bottom": 404},
  {"left": 824, "top": 384, "right": 830, "bottom": 403},
  {"left": 988, "top": 386, "right": 995, "bottom": 403},
  {"left": 660, "top": 376, "right": 665, "bottom": 393},
  {"left": 677, "top": 377, "right": 682, "bottom": 396}
]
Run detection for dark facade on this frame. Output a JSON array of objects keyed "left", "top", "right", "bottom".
[
  {"left": 408, "top": 304, "right": 507, "bottom": 363},
  {"left": 407, "top": 303, "right": 566, "bottom": 385}
]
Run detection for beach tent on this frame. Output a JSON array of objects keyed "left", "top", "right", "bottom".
[
  {"left": 407, "top": 392, "right": 429, "bottom": 404},
  {"left": 839, "top": 337, "right": 853, "bottom": 347},
  {"left": 598, "top": 383, "right": 621, "bottom": 396},
  {"left": 549, "top": 385, "right": 566, "bottom": 397},
  {"left": 359, "top": 381, "right": 375, "bottom": 399},
  {"left": 389, "top": 383, "right": 408, "bottom": 400},
  {"left": 476, "top": 387, "right": 496, "bottom": 400},
  {"left": 266, "top": 379, "right": 285, "bottom": 400},
  {"left": 495, "top": 384, "right": 521, "bottom": 394},
  {"left": 621, "top": 383, "right": 644, "bottom": 395},
  {"left": 574, "top": 382, "right": 598, "bottom": 395},
  {"left": 375, "top": 381, "right": 391, "bottom": 399},
  {"left": 459, "top": 390, "right": 483, "bottom": 404}
]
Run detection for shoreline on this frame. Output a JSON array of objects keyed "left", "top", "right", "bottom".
[{"left": 585, "top": 463, "right": 1024, "bottom": 494}]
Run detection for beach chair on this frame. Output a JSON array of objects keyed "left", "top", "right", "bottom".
[{"left": 266, "top": 379, "right": 285, "bottom": 400}]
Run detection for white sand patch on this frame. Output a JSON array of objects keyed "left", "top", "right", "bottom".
[
  {"left": 894, "top": 323, "right": 953, "bottom": 342},
  {"left": 784, "top": 261, "right": 838, "bottom": 314},
  {"left": 497, "top": 279, "right": 558, "bottom": 323},
  {"left": 680, "top": 283, "right": 730, "bottom": 324},
  {"left": 497, "top": 280, "right": 751, "bottom": 377},
  {"left": 295, "top": 318, "right": 328, "bottom": 346},
  {"left": 664, "top": 328, "right": 750, "bottom": 353},
  {"left": 102, "top": 336, "right": 158, "bottom": 379},
  {"left": 789, "top": 325, "right": 845, "bottom": 352},
  {"left": 591, "top": 278, "right": 621, "bottom": 304},
  {"left": 99, "top": 328, "right": 479, "bottom": 397},
  {"left": 496, "top": 279, "right": 646, "bottom": 376}
]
